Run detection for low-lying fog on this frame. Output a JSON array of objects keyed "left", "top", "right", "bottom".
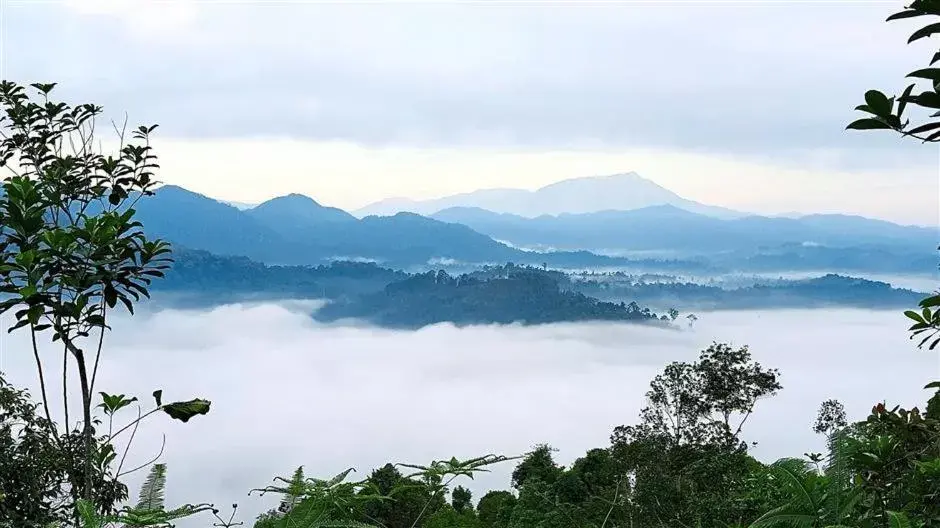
[{"left": 1, "top": 305, "right": 937, "bottom": 525}]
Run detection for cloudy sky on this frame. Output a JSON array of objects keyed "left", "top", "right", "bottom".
[{"left": 2, "top": 0, "right": 938, "bottom": 223}]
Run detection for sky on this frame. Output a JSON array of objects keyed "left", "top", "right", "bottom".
[
  {"left": 1, "top": 0, "right": 939, "bottom": 224},
  {"left": 0, "top": 304, "right": 937, "bottom": 525}
]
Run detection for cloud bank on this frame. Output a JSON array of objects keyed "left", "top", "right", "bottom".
[
  {"left": 0, "top": 304, "right": 937, "bottom": 525},
  {"left": 5, "top": 2, "right": 933, "bottom": 167}
]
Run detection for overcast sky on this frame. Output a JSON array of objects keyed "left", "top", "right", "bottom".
[{"left": 2, "top": 0, "right": 938, "bottom": 223}]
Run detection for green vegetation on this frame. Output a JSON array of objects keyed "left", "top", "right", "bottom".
[
  {"left": 573, "top": 272, "right": 925, "bottom": 311},
  {"left": 0, "top": 81, "right": 211, "bottom": 526},
  {"left": 315, "top": 264, "right": 675, "bottom": 328},
  {"left": 1, "top": 1, "right": 939, "bottom": 527},
  {"left": 148, "top": 251, "right": 927, "bottom": 327}
]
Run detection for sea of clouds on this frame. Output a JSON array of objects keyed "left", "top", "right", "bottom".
[{"left": 1, "top": 303, "right": 937, "bottom": 525}]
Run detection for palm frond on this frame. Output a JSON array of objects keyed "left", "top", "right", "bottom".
[
  {"left": 748, "top": 504, "right": 816, "bottom": 528},
  {"left": 767, "top": 459, "right": 818, "bottom": 510}
]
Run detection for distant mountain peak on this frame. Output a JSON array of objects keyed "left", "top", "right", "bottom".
[
  {"left": 248, "top": 192, "right": 356, "bottom": 228},
  {"left": 355, "top": 171, "right": 746, "bottom": 219},
  {"left": 256, "top": 193, "right": 323, "bottom": 208}
]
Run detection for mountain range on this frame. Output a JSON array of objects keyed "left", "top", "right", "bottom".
[
  {"left": 355, "top": 172, "right": 747, "bottom": 219},
  {"left": 120, "top": 174, "right": 937, "bottom": 275},
  {"left": 132, "top": 185, "right": 636, "bottom": 270},
  {"left": 430, "top": 204, "right": 938, "bottom": 254}
]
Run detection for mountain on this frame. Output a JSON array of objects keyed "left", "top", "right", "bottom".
[
  {"left": 134, "top": 185, "right": 288, "bottom": 260},
  {"left": 430, "top": 204, "right": 938, "bottom": 255},
  {"left": 355, "top": 172, "right": 747, "bottom": 219},
  {"left": 247, "top": 193, "right": 357, "bottom": 237},
  {"left": 131, "top": 186, "right": 659, "bottom": 270}
]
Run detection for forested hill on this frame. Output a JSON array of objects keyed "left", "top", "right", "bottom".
[
  {"left": 150, "top": 249, "right": 929, "bottom": 328},
  {"left": 573, "top": 272, "right": 926, "bottom": 311},
  {"left": 315, "top": 267, "right": 674, "bottom": 329}
]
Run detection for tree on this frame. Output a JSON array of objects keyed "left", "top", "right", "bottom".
[
  {"left": 614, "top": 343, "right": 781, "bottom": 448},
  {"left": 610, "top": 343, "right": 781, "bottom": 526},
  {"left": 510, "top": 445, "right": 561, "bottom": 490},
  {"left": 452, "top": 486, "right": 473, "bottom": 514},
  {"left": 0, "top": 81, "right": 210, "bottom": 518},
  {"left": 476, "top": 491, "right": 516, "bottom": 528},
  {"left": 813, "top": 399, "right": 847, "bottom": 436},
  {"left": 356, "top": 463, "right": 438, "bottom": 528},
  {"left": 845, "top": 0, "right": 940, "bottom": 351},
  {"left": 0, "top": 373, "right": 69, "bottom": 527}
]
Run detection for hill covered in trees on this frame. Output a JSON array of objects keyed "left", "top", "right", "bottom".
[
  {"left": 571, "top": 271, "right": 926, "bottom": 311},
  {"left": 315, "top": 266, "right": 675, "bottom": 328},
  {"left": 147, "top": 250, "right": 929, "bottom": 328}
]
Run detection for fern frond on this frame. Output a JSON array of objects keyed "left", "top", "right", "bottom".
[{"left": 135, "top": 463, "right": 167, "bottom": 512}]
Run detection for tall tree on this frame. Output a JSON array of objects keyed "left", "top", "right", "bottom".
[
  {"left": 0, "top": 81, "right": 210, "bottom": 518},
  {"left": 610, "top": 342, "right": 781, "bottom": 526}
]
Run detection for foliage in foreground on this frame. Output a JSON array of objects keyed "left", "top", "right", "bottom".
[{"left": 846, "top": 0, "right": 940, "bottom": 350}]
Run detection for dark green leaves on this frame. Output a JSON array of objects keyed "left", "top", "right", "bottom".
[
  {"left": 888, "top": 9, "right": 930, "bottom": 21},
  {"left": 846, "top": 118, "right": 893, "bottom": 130},
  {"left": 864, "top": 90, "right": 893, "bottom": 117},
  {"left": 908, "top": 67, "right": 940, "bottom": 80},
  {"left": 161, "top": 398, "right": 211, "bottom": 423},
  {"left": 909, "top": 22, "right": 940, "bottom": 43},
  {"left": 97, "top": 392, "right": 138, "bottom": 416}
]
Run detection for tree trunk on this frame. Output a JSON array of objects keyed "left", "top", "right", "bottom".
[{"left": 67, "top": 340, "right": 95, "bottom": 503}]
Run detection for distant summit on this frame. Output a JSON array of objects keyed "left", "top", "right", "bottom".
[
  {"left": 249, "top": 193, "right": 356, "bottom": 229},
  {"left": 354, "top": 172, "right": 747, "bottom": 219}
]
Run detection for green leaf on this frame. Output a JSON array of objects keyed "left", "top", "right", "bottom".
[
  {"left": 76, "top": 501, "right": 104, "bottom": 528},
  {"left": 920, "top": 294, "right": 940, "bottom": 307},
  {"left": 104, "top": 284, "right": 117, "bottom": 309},
  {"left": 905, "top": 310, "right": 925, "bottom": 323},
  {"left": 924, "top": 381, "right": 940, "bottom": 389},
  {"left": 887, "top": 511, "right": 912, "bottom": 528},
  {"left": 887, "top": 9, "right": 928, "bottom": 21},
  {"left": 846, "top": 118, "right": 892, "bottom": 130},
  {"left": 98, "top": 392, "right": 138, "bottom": 416},
  {"left": 153, "top": 389, "right": 163, "bottom": 406},
  {"left": 162, "top": 398, "right": 211, "bottom": 422},
  {"left": 914, "top": 91, "right": 940, "bottom": 109},
  {"left": 910, "top": 22, "right": 940, "bottom": 43},
  {"left": 908, "top": 67, "right": 940, "bottom": 80},
  {"left": 898, "top": 83, "right": 916, "bottom": 116},
  {"left": 907, "top": 121, "right": 940, "bottom": 134},
  {"left": 864, "top": 90, "right": 893, "bottom": 116}
]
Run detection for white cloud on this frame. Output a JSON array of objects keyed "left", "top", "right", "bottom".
[
  {"left": 0, "top": 304, "right": 936, "bottom": 526},
  {"left": 60, "top": 0, "right": 200, "bottom": 37}
]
